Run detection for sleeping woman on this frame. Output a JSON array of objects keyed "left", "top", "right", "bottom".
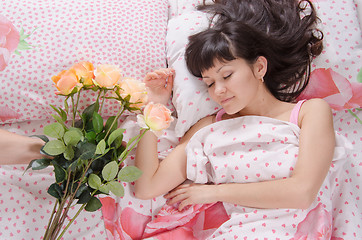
[{"left": 134, "top": 0, "right": 351, "bottom": 239}]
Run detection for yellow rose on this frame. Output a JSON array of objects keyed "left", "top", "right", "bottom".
[
  {"left": 118, "top": 77, "right": 148, "bottom": 108},
  {"left": 137, "top": 102, "right": 173, "bottom": 136},
  {"left": 71, "top": 61, "right": 94, "bottom": 87},
  {"left": 51, "top": 69, "right": 82, "bottom": 95},
  {"left": 93, "top": 64, "right": 122, "bottom": 89}
]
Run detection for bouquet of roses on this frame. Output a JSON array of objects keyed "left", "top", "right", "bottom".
[{"left": 25, "top": 61, "right": 173, "bottom": 240}]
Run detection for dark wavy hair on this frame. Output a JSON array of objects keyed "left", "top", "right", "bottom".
[{"left": 185, "top": 0, "right": 323, "bottom": 102}]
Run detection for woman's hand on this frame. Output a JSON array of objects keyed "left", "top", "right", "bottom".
[
  {"left": 143, "top": 68, "right": 174, "bottom": 105},
  {"left": 164, "top": 183, "right": 217, "bottom": 211}
]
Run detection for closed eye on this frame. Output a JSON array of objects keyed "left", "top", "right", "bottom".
[
  {"left": 207, "top": 82, "right": 214, "bottom": 88},
  {"left": 223, "top": 73, "right": 232, "bottom": 79}
]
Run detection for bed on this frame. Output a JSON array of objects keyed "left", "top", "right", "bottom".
[{"left": 0, "top": 0, "right": 361, "bottom": 239}]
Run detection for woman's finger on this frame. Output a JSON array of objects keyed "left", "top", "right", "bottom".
[
  {"left": 167, "top": 192, "right": 188, "bottom": 206},
  {"left": 143, "top": 72, "right": 159, "bottom": 82}
]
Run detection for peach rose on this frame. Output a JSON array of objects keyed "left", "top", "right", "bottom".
[
  {"left": 0, "top": 15, "right": 20, "bottom": 71},
  {"left": 118, "top": 77, "right": 148, "bottom": 108},
  {"left": 137, "top": 102, "right": 173, "bottom": 136},
  {"left": 51, "top": 69, "right": 82, "bottom": 95},
  {"left": 93, "top": 64, "right": 122, "bottom": 89},
  {"left": 71, "top": 61, "right": 95, "bottom": 87}
]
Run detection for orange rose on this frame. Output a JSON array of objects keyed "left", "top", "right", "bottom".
[
  {"left": 137, "top": 102, "right": 173, "bottom": 136},
  {"left": 71, "top": 61, "right": 94, "bottom": 87},
  {"left": 93, "top": 64, "right": 122, "bottom": 89},
  {"left": 118, "top": 77, "right": 148, "bottom": 108},
  {"left": 52, "top": 69, "right": 82, "bottom": 95}
]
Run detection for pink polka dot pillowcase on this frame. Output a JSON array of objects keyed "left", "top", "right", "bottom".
[
  {"left": 166, "top": 11, "right": 220, "bottom": 138},
  {"left": 0, "top": 0, "right": 168, "bottom": 124},
  {"left": 167, "top": 0, "right": 362, "bottom": 137}
]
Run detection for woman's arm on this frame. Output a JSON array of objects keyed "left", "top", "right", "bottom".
[
  {"left": 0, "top": 129, "right": 47, "bottom": 165},
  {"left": 166, "top": 99, "right": 335, "bottom": 210},
  {"left": 135, "top": 116, "right": 214, "bottom": 200}
]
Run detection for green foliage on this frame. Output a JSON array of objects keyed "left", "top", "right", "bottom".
[
  {"left": 85, "top": 196, "right": 102, "bottom": 212},
  {"left": 357, "top": 67, "right": 362, "bottom": 83},
  {"left": 102, "top": 161, "right": 118, "bottom": 181},
  {"left": 25, "top": 83, "right": 148, "bottom": 240},
  {"left": 43, "top": 140, "right": 66, "bottom": 155},
  {"left": 118, "top": 166, "right": 143, "bottom": 182}
]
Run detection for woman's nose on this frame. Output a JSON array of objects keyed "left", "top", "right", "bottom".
[{"left": 214, "top": 82, "right": 226, "bottom": 95}]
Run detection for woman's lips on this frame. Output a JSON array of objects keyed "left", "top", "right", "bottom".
[{"left": 220, "top": 97, "right": 234, "bottom": 105}]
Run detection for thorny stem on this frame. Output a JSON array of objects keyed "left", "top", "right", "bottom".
[
  {"left": 43, "top": 201, "right": 59, "bottom": 239},
  {"left": 44, "top": 158, "right": 96, "bottom": 240},
  {"left": 72, "top": 89, "right": 82, "bottom": 127},
  {"left": 118, "top": 129, "right": 148, "bottom": 167},
  {"left": 104, "top": 102, "right": 125, "bottom": 140},
  {"left": 56, "top": 203, "right": 86, "bottom": 240},
  {"left": 57, "top": 189, "right": 97, "bottom": 240},
  {"left": 99, "top": 89, "right": 107, "bottom": 114}
]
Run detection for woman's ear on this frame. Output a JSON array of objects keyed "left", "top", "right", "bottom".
[{"left": 254, "top": 56, "right": 268, "bottom": 79}]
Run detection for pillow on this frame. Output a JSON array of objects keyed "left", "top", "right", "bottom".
[
  {"left": 296, "top": 0, "right": 362, "bottom": 109},
  {"left": 167, "top": 0, "right": 362, "bottom": 137},
  {"left": 166, "top": 11, "right": 220, "bottom": 137},
  {"left": 168, "top": 0, "right": 214, "bottom": 19},
  {"left": 0, "top": 0, "right": 168, "bottom": 124}
]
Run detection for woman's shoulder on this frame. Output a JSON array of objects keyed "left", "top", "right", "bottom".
[
  {"left": 180, "top": 115, "right": 215, "bottom": 143},
  {"left": 298, "top": 98, "right": 333, "bottom": 127},
  {"left": 300, "top": 98, "right": 331, "bottom": 114}
]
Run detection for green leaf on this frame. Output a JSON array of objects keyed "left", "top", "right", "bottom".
[
  {"left": 26, "top": 158, "right": 51, "bottom": 171},
  {"left": 85, "top": 196, "right": 102, "bottom": 212},
  {"left": 17, "top": 40, "right": 32, "bottom": 50},
  {"left": 44, "top": 122, "right": 65, "bottom": 139},
  {"left": 95, "top": 139, "right": 106, "bottom": 155},
  {"left": 43, "top": 140, "right": 66, "bottom": 156},
  {"left": 105, "top": 116, "right": 118, "bottom": 134},
  {"left": 114, "top": 136, "right": 124, "bottom": 149},
  {"left": 357, "top": 67, "right": 362, "bottom": 83},
  {"left": 102, "top": 161, "right": 118, "bottom": 181},
  {"left": 107, "top": 128, "right": 125, "bottom": 146},
  {"left": 88, "top": 174, "right": 101, "bottom": 190},
  {"left": 75, "top": 183, "right": 88, "bottom": 198},
  {"left": 69, "top": 158, "right": 80, "bottom": 172},
  {"left": 64, "top": 129, "right": 83, "bottom": 146},
  {"left": 64, "top": 98, "right": 69, "bottom": 114},
  {"left": 99, "top": 184, "right": 110, "bottom": 194},
  {"left": 82, "top": 102, "right": 99, "bottom": 121},
  {"left": 77, "top": 188, "right": 92, "bottom": 204},
  {"left": 47, "top": 183, "right": 63, "bottom": 200},
  {"left": 77, "top": 142, "right": 96, "bottom": 160},
  {"left": 108, "top": 181, "right": 124, "bottom": 197},
  {"left": 50, "top": 114, "right": 66, "bottom": 128},
  {"left": 50, "top": 105, "right": 67, "bottom": 122},
  {"left": 118, "top": 166, "right": 142, "bottom": 182},
  {"left": 92, "top": 112, "right": 103, "bottom": 134},
  {"left": 53, "top": 162, "right": 67, "bottom": 183},
  {"left": 95, "top": 131, "right": 106, "bottom": 143},
  {"left": 30, "top": 135, "right": 49, "bottom": 143},
  {"left": 85, "top": 131, "right": 97, "bottom": 142},
  {"left": 63, "top": 145, "right": 74, "bottom": 160}
]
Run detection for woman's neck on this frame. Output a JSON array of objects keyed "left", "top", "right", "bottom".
[{"left": 236, "top": 87, "right": 293, "bottom": 120}]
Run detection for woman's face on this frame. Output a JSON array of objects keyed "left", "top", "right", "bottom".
[{"left": 201, "top": 58, "right": 262, "bottom": 115}]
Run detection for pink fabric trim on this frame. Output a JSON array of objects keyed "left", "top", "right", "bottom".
[
  {"left": 215, "top": 109, "right": 226, "bottom": 122},
  {"left": 216, "top": 100, "right": 306, "bottom": 125},
  {"left": 289, "top": 100, "right": 306, "bottom": 125}
]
